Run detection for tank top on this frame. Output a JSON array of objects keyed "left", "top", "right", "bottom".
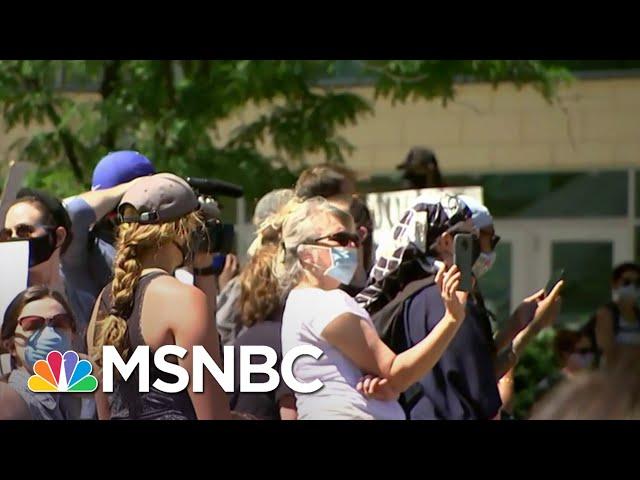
[{"left": 97, "top": 271, "right": 197, "bottom": 420}]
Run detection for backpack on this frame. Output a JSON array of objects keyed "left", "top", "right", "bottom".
[{"left": 369, "top": 274, "right": 436, "bottom": 415}]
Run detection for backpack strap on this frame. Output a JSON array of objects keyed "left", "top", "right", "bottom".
[{"left": 372, "top": 274, "right": 437, "bottom": 340}]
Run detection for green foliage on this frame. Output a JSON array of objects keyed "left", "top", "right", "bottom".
[
  {"left": 513, "top": 328, "right": 559, "bottom": 419},
  {"left": 0, "top": 60, "right": 571, "bottom": 204}
]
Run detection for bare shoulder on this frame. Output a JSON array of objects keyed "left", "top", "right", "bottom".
[
  {"left": 144, "top": 275, "right": 209, "bottom": 334},
  {"left": 146, "top": 275, "right": 207, "bottom": 306},
  {"left": 0, "top": 383, "right": 31, "bottom": 420}
]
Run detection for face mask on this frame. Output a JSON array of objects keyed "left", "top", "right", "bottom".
[
  {"left": 28, "top": 231, "right": 58, "bottom": 268},
  {"left": 24, "top": 326, "right": 72, "bottom": 370},
  {"left": 472, "top": 251, "right": 496, "bottom": 278},
  {"left": 308, "top": 245, "right": 359, "bottom": 285},
  {"left": 568, "top": 352, "right": 594, "bottom": 370},
  {"left": 612, "top": 284, "right": 640, "bottom": 303}
]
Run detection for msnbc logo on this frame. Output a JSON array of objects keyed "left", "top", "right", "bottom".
[{"left": 28, "top": 350, "right": 98, "bottom": 393}]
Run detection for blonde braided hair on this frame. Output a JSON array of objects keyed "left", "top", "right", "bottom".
[{"left": 92, "top": 206, "right": 202, "bottom": 367}]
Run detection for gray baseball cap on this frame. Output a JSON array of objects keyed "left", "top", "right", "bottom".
[{"left": 118, "top": 173, "right": 200, "bottom": 224}]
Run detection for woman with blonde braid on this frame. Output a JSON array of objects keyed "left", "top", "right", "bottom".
[{"left": 87, "top": 173, "right": 231, "bottom": 420}]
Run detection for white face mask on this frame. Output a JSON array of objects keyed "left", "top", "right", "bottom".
[
  {"left": 472, "top": 251, "right": 496, "bottom": 278},
  {"left": 612, "top": 284, "right": 640, "bottom": 303},
  {"left": 304, "top": 245, "right": 359, "bottom": 285}
]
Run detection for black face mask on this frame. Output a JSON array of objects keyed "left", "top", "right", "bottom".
[{"left": 28, "top": 231, "right": 58, "bottom": 268}]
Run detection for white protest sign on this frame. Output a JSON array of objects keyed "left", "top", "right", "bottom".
[
  {"left": 365, "top": 186, "right": 484, "bottom": 247},
  {"left": 0, "top": 240, "right": 29, "bottom": 328}
]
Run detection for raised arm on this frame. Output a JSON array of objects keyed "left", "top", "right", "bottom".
[{"left": 323, "top": 265, "right": 468, "bottom": 394}]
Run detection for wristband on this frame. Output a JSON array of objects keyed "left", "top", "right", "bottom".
[{"left": 193, "top": 265, "right": 217, "bottom": 276}]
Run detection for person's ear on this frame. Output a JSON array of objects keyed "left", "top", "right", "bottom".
[
  {"left": 440, "top": 232, "right": 454, "bottom": 252},
  {"left": 54, "top": 226, "right": 67, "bottom": 250},
  {"left": 297, "top": 245, "right": 315, "bottom": 266},
  {"left": 358, "top": 226, "right": 369, "bottom": 242}
]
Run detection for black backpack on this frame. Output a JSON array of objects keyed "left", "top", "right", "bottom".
[{"left": 369, "top": 275, "right": 436, "bottom": 415}]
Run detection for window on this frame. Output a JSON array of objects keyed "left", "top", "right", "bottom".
[
  {"left": 447, "top": 171, "right": 628, "bottom": 218},
  {"left": 551, "top": 241, "right": 613, "bottom": 328},
  {"left": 479, "top": 242, "right": 512, "bottom": 328}
]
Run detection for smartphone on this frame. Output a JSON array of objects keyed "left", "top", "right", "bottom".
[
  {"left": 545, "top": 268, "right": 565, "bottom": 296},
  {"left": 453, "top": 233, "right": 474, "bottom": 292}
]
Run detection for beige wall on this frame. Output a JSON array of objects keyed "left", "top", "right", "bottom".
[
  {"left": 337, "top": 77, "right": 640, "bottom": 178},
  {"left": 3, "top": 77, "right": 640, "bottom": 179}
]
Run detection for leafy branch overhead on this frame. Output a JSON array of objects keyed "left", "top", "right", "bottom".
[{"left": 0, "top": 60, "right": 571, "bottom": 200}]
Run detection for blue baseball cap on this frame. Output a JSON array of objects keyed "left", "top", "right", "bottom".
[{"left": 91, "top": 151, "right": 156, "bottom": 190}]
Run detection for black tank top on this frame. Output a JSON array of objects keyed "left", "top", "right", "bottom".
[{"left": 98, "top": 271, "right": 197, "bottom": 420}]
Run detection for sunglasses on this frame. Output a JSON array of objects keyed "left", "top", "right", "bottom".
[
  {"left": 0, "top": 224, "right": 55, "bottom": 242},
  {"left": 18, "top": 314, "right": 74, "bottom": 332},
  {"left": 477, "top": 229, "right": 501, "bottom": 249},
  {"left": 309, "top": 231, "right": 361, "bottom": 248}
]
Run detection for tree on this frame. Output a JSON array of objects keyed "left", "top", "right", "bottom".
[{"left": 0, "top": 60, "right": 571, "bottom": 202}]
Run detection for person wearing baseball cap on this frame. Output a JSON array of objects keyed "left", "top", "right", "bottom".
[
  {"left": 87, "top": 173, "right": 231, "bottom": 420},
  {"left": 359, "top": 193, "right": 564, "bottom": 420},
  {"left": 61, "top": 151, "right": 156, "bottom": 317},
  {"left": 397, "top": 147, "right": 445, "bottom": 189}
]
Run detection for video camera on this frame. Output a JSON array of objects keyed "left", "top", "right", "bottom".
[{"left": 185, "top": 176, "right": 243, "bottom": 255}]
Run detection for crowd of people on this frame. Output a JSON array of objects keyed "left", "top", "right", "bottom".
[{"left": 0, "top": 149, "right": 638, "bottom": 420}]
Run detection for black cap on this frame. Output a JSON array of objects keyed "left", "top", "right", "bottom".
[{"left": 397, "top": 146, "right": 438, "bottom": 172}]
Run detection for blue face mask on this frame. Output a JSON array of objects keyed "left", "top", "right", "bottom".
[
  {"left": 24, "top": 326, "right": 72, "bottom": 370},
  {"left": 316, "top": 246, "right": 359, "bottom": 285}
]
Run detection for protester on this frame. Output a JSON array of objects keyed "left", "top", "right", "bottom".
[
  {"left": 229, "top": 189, "right": 297, "bottom": 420},
  {"left": 216, "top": 189, "right": 294, "bottom": 346},
  {"left": 294, "top": 163, "right": 356, "bottom": 211},
  {"left": 2, "top": 188, "right": 72, "bottom": 292},
  {"left": 530, "top": 328, "right": 596, "bottom": 413},
  {"left": 275, "top": 196, "right": 468, "bottom": 420},
  {"left": 0, "top": 188, "right": 95, "bottom": 349},
  {"left": 356, "top": 193, "right": 563, "bottom": 419},
  {"left": 0, "top": 286, "right": 80, "bottom": 420},
  {"left": 87, "top": 173, "right": 231, "bottom": 420},
  {"left": 592, "top": 262, "right": 640, "bottom": 367},
  {"left": 531, "top": 348, "right": 640, "bottom": 420},
  {"left": 64, "top": 150, "right": 156, "bottom": 293},
  {"left": 396, "top": 146, "right": 445, "bottom": 189},
  {"left": 295, "top": 165, "right": 373, "bottom": 296}
]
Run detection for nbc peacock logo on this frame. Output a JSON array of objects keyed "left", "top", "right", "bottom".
[{"left": 28, "top": 350, "right": 98, "bottom": 393}]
